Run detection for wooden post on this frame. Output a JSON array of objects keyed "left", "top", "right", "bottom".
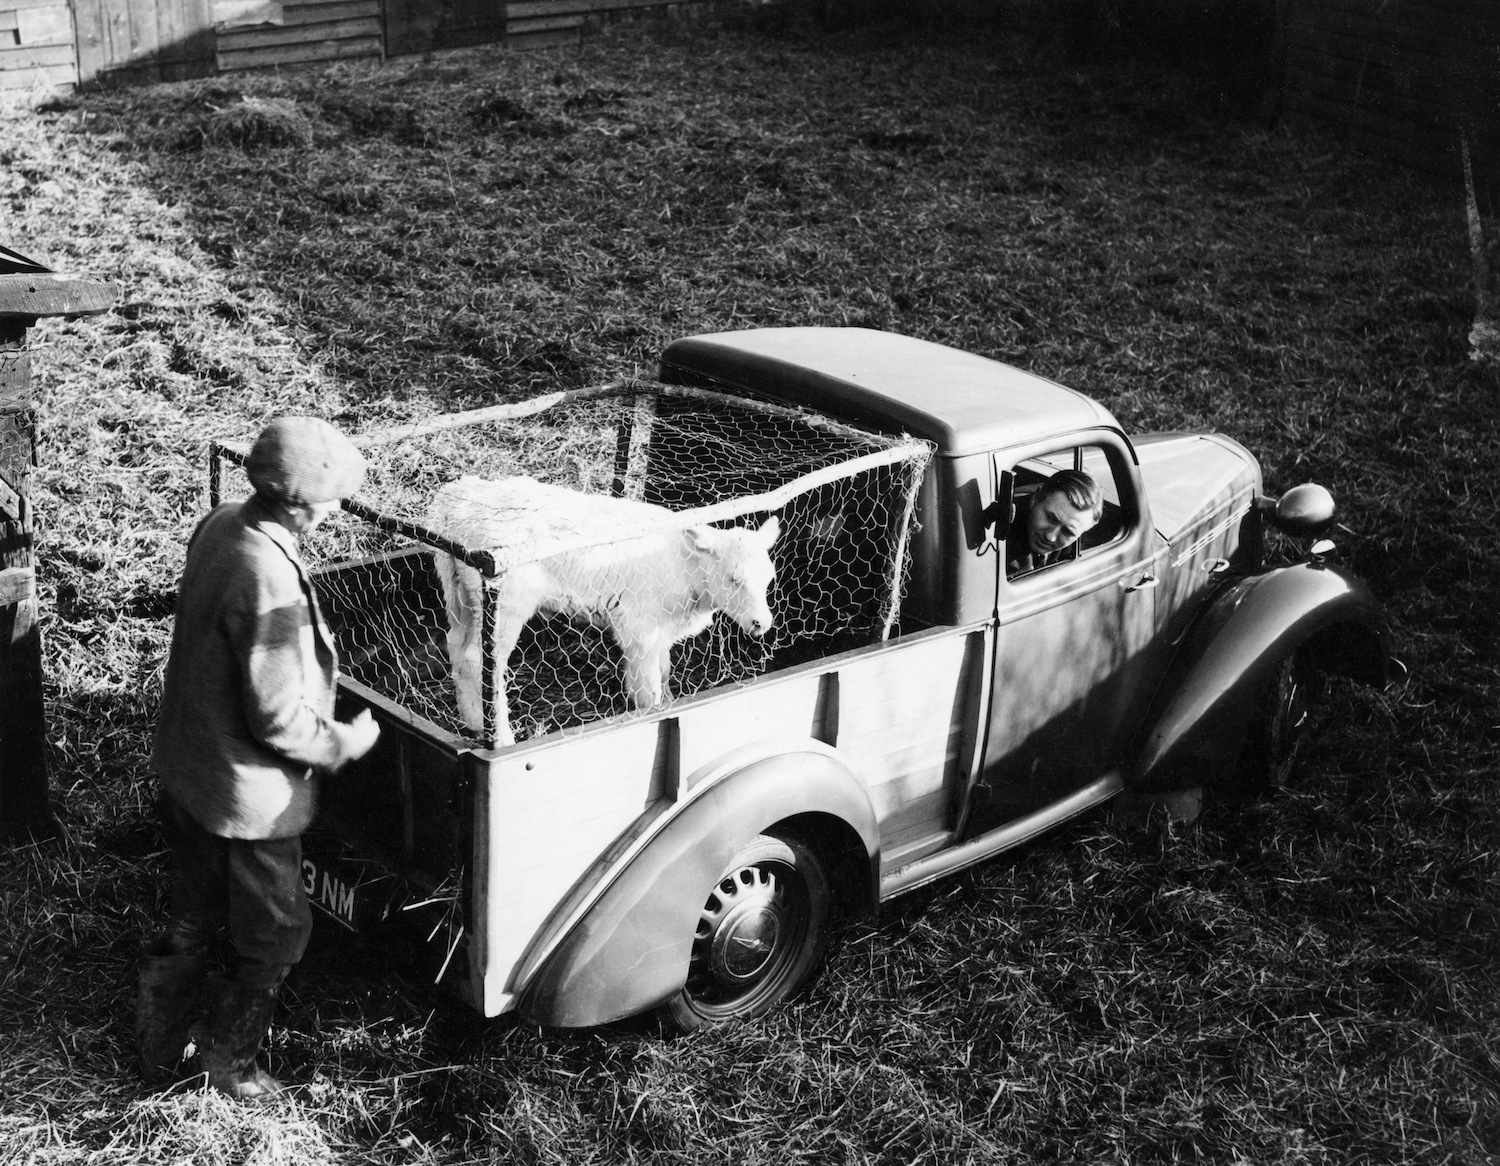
[
  {"left": 0, "top": 256, "right": 114, "bottom": 835},
  {"left": 610, "top": 393, "right": 656, "bottom": 501}
]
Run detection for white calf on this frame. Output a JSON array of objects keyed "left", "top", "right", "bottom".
[{"left": 427, "top": 475, "right": 780, "bottom": 744}]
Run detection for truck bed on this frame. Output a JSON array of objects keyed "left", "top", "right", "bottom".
[{"left": 313, "top": 541, "right": 986, "bottom": 1016}]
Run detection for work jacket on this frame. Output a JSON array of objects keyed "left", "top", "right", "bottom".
[{"left": 152, "top": 494, "right": 361, "bottom": 839}]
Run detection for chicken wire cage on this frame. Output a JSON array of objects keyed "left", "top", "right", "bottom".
[{"left": 209, "top": 380, "right": 934, "bottom": 748}]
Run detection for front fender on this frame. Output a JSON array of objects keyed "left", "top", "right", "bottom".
[
  {"left": 516, "top": 742, "right": 879, "bottom": 1028},
  {"left": 1130, "top": 562, "right": 1391, "bottom": 793}
]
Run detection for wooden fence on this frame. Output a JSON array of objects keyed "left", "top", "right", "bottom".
[{"left": 1279, "top": 0, "right": 1500, "bottom": 191}]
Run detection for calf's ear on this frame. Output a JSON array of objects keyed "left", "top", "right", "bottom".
[
  {"left": 758, "top": 516, "right": 781, "bottom": 546},
  {"left": 687, "top": 526, "right": 720, "bottom": 554}
]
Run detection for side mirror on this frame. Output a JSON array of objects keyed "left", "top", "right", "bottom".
[
  {"left": 1271, "top": 483, "right": 1336, "bottom": 537},
  {"left": 992, "top": 469, "right": 1015, "bottom": 539},
  {"left": 967, "top": 466, "right": 1015, "bottom": 557}
]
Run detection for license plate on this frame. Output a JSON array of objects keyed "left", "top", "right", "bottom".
[{"left": 302, "top": 851, "right": 392, "bottom": 932}]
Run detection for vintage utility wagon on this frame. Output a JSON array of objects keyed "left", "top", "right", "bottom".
[{"left": 211, "top": 327, "right": 1393, "bottom": 1030}]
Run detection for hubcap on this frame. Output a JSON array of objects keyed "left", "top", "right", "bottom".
[
  {"left": 686, "top": 862, "right": 802, "bottom": 1009},
  {"left": 713, "top": 902, "right": 782, "bottom": 980}
]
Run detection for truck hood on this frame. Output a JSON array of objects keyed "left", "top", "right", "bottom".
[{"left": 1135, "top": 433, "right": 1261, "bottom": 543}]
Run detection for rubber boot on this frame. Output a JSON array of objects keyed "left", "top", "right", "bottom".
[
  {"left": 199, "top": 976, "right": 288, "bottom": 1102},
  {"left": 134, "top": 936, "right": 207, "bottom": 1087}
]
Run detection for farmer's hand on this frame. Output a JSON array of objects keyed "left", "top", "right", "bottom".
[{"left": 342, "top": 708, "right": 381, "bottom": 762}]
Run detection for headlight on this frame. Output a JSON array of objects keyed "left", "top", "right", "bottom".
[{"left": 1261, "top": 482, "right": 1336, "bottom": 537}]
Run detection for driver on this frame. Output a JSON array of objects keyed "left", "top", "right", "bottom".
[{"left": 1006, "top": 468, "right": 1104, "bottom": 578}]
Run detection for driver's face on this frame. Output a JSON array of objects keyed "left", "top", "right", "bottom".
[{"left": 1028, "top": 493, "right": 1094, "bottom": 556}]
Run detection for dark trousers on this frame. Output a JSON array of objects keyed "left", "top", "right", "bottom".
[{"left": 159, "top": 793, "right": 312, "bottom": 988}]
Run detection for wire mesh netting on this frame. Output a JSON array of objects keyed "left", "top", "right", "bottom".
[{"left": 211, "top": 380, "right": 934, "bottom": 748}]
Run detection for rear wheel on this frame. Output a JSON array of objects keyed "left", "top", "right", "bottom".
[{"left": 664, "top": 833, "right": 830, "bottom": 1032}]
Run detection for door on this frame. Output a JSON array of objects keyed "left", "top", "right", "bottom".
[
  {"left": 72, "top": 0, "right": 215, "bottom": 85},
  {"left": 964, "top": 433, "right": 1169, "bottom": 832}
]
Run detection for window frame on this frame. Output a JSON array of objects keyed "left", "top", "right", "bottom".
[{"left": 998, "top": 433, "right": 1142, "bottom": 587}]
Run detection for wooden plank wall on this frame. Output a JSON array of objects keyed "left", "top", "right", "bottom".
[
  {"left": 71, "top": 0, "right": 215, "bottom": 86},
  {"left": 0, "top": 0, "right": 78, "bottom": 89},
  {"left": 216, "top": 0, "right": 381, "bottom": 72},
  {"left": 1281, "top": 0, "right": 1500, "bottom": 190}
]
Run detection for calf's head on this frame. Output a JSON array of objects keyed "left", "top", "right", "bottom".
[{"left": 689, "top": 516, "right": 780, "bottom": 637}]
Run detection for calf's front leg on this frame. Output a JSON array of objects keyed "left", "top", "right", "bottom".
[{"left": 617, "top": 626, "right": 667, "bottom": 709}]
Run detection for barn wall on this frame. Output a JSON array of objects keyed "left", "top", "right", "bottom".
[{"left": 1280, "top": 0, "right": 1500, "bottom": 191}]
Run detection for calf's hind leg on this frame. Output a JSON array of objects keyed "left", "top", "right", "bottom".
[
  {"left": 434, "top": 555, "right": 487, "bottom": 736},
  {"left": 483, "top": 567, "right": 548, "bottom": 745}
]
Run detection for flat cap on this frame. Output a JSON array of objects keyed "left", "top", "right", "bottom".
[{"left": 246, "top": 416, "right": 366, "bottom": 504}]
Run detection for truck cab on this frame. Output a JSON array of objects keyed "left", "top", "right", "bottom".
[{"left": 661, "top": 329, "right": 1208, "bottom": 836}]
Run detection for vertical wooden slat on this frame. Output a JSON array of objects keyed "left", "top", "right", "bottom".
[
  {"left": 71, "top": 0, "right": 108, "bottom": 83},
  {"left": 101, "top": 0, "right": 131, "bottom": 76},
  {"left": 125, "top": 0, "right": 163, "bottom": 79},
  {"left": 155, "top": 0, "right": 188, "bottom": 63}
]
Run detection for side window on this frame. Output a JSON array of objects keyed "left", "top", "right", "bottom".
[{"left": 1006, "top": 443, "right": 1132, "bottom": 579}]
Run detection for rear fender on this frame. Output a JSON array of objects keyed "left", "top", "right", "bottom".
[
  {"left": 1130, "top": 562, "right": 1391, "bottom": 792},
  {"left": 516, "top": 743, "right": 879, "bottom": 1028}
]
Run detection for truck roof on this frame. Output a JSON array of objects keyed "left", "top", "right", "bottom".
[{"left": 659, "top": 327, "right": 1121, "bottom": 457}]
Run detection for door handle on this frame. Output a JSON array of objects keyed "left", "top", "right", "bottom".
[{"left": 1123, "top": 573, "right": 1159, "bottom": 593}]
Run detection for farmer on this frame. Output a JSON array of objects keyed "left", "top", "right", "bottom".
[
  {"left": 136, "top": 416, "right": 380, "bottom": 1102},
  {"left": 1006, "top": 468, "right": 1104, "bottom": 578}
]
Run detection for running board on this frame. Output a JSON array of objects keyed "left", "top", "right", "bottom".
[{"left": 879, "top": 772, "right": 1124, "bottom": 899}]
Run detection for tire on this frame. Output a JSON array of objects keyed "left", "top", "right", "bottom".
[
  {"left": 664, "top": 832, "right": 831, "bottom": 1032},
  {"left": 1240, "top": 651, "right": 1321, "bottom": 792}
]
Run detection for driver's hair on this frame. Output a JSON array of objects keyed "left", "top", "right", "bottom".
[{"left": 1038, "top": 469, "right": 1105, "bottom": 522}]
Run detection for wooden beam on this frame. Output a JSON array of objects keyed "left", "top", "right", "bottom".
[
  {"left": 0, "top": 566, "right": 32, "bottom": 606},
  {"left": 0, "top": 274, "right": 115, "bottom": 319},
  {"left": 216, "top": 13, "right": 381, "bottom": 47},
  {"left": 283, "top": 0, "right": 380, "bottom": 25},
  {"left": 217, "top": 28, "right": 381, "bottom": 68},
  {"left": 0, "top": 473, "right": 20, "bottom": 523},
  {"left": 0, "top": 42, "right": 74, "bottom": 73}
]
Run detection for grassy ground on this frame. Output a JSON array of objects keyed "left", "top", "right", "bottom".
[{"left": 1, "top": 9, "right": 1497, "bottom": 1164}]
